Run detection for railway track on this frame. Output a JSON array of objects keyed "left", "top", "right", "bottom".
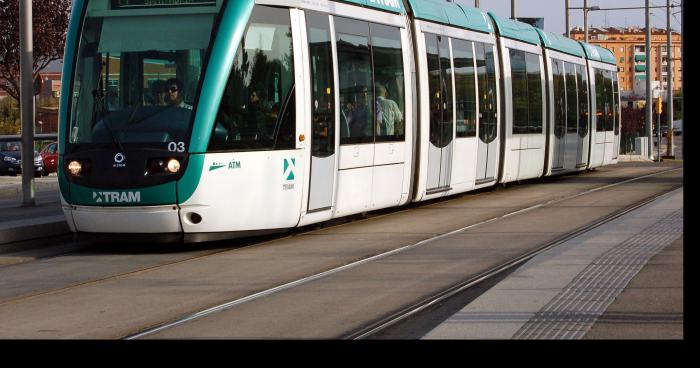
[
  {"left": 0, "top": 164, "right": 682, "bottom": 338},
  {"left": 125, "top": 166, "right": 682, "bottom": 339}
]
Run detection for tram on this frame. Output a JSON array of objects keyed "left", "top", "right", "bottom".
[{"left": 58, "top": 0, "right": 621, "bottom": 242}]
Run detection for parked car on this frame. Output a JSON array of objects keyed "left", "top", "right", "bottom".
[
  {"left": 0, "top": 142, "right": 44, "bottom": 177},
  {"left": 39, "top": 141, "right": 58, "bottom": 175}
]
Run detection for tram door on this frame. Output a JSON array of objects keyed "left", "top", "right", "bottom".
[
  {"left": 612, "top": 72, "right": 620, "bottom": 159},
  {"left": 575, "top": 64, "right": 589, "bottom": 167},
  {"left": 426, "top": 34, "right": 454, "bottom": 191},
  {"left": 475, "top": 43, "right": 498, "bottom": 183},
  {"left": 563, "top": 63, "right": 579, "bottom": 169},
  {"left": 307, "top": 12, "right": 336, "bottom": 212},
  {"left": 551, "top": 59, "right": 566, "bottom": 170}
]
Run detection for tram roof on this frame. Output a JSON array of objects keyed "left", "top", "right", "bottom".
[
  {"left": 579, "top": 42, "right": 617, "bottom": 65},
  {"left": 405, "top": 0, "right": 494, "bottom": 34},
  {"left": 342, "top": 0, "right": 406, "bottom": 14},
  {"left": 487, "top": 12, "right": 541, "bottom": 46},
  {"left": 593, "top": 45, "right": 617, "bottom": 65},
  {"left": 535, "top": 28, "right": 585, "bottom": 58}
]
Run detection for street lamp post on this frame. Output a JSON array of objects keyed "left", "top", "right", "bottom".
[
  {"left": 666, "top": 0, "right": 674, "bottom": 158},
  {"left": 19, "top": 0, "right": 35, "bottom": 207},
  {"left": 584, "top": 0, "right": 589, "bottom": 42},
  {"left": 646, "top": 0, "right": 653, "bottom": 160},
  {"left": 566, "top": 0, "right": 570, "bottom": 38},
  {"left": 569, "top": 3, "right": 600, "bottom": 43}
]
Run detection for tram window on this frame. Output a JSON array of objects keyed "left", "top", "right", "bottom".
[
  {"left": 613, "top": 72, "right": 620, "bottom": 135},
  {"left": 439, "top": 35, "right": 453, "bottom": 147},
  {"left": 307, "top": 11, "right": 335, "bottom": 158},
  {"left": 337, "top": 28, "right": 373, "bottom": 145},
  {"left": 426, "top": 34, "right": 441, "bottom": 147},
  {"left": 525, "top": 52, "right": 543, "bottom": 134},
  {"left": 371, "top": 23, "right": 405, "bottom": 142},
  {"left": 426, "top": 33, "right": 453, "bottom": 149},
  {"left": 511, "top": 49, "right": 542, "bottom": 134},
  {"left": 510, "top": 49, "right": 529, "bottom": 134},
  {"left": 453, "top": 39, "right": 476, "bottom": 138},
  {"left": 594, "top": 69, "right": 605, "bottom": 132},
  {"left": 605, "top": 71, "right": 615, "bottom": 131},
  {"left": 476, "top": 42, "right": 497, "bottom": 144},
  {"left": 209, "top": 5, "right": 296, "bottom": 151},
  {"left": 565, "top": 63, "right": 579, "bottom": 134},
  {"left": 68, "top": 13, "right": 216, "bottom": 146},
  {"left": 552, "top": 59, "right": 566, "bottom": 139},
  {"left": 576, "top": 64, "right": 589, "bottom": 138}
]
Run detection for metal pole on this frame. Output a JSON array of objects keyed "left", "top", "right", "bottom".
[
  {"left": 20, "top": 0, "right": 35, "bottom": 207},
  {"left": 584, "top": 0, "right": 589, "bottom": 43},
  {"left": 511, "top": 0, "right": 516, "bottom": 20},
  {"left": 666, "top": 0, "right": 674, "bottom": 158},
  {"left": 657, "top": 99, "right": 661, "bottom": 161},
  {"left": 645, "top": 0, "right": 653, "bottom": 160},
  {"left": 566, "top": 0, "right": 570, "bottom": 38}
]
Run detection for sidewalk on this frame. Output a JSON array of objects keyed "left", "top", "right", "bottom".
[
  {"left": 0, "top": 175, "right": 68, "bottom": 246},
  {"left": 423, "top": 188, "right": 683, "bottom": 339}
]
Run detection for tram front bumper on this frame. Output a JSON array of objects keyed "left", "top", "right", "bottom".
[{"left": 66, "top": 205, "right": 182, "bottom": 234}]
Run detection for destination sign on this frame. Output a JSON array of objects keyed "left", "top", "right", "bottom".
[{"left": 112, "top": 0, "right": 215, "bottom": 9}]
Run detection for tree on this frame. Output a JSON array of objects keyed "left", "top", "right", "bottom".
[
  {"left": 0, "top": 97, "right": 21, "bottom": 135},
  {"left": 0, "top": 0, "right": 71, "bottom": 101}
]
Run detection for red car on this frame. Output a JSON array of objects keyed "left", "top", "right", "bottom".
[{"left": 40, "top": 141, "right": 58, "bottom": 175}]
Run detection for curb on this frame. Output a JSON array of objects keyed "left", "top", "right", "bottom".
[{"left": 0, "top": 216, "right": 70, "bottom": 246}]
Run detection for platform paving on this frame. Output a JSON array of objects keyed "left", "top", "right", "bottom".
[
  {"left": 0, "top": 176, "right": 67, "bottom": 246},
  {"left": 423, "top": 188, "right": 683, "bottom": 340}
]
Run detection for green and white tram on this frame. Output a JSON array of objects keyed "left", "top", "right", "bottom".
[{"left": 58, "top": 0, "right": 621, "bottom": 242}]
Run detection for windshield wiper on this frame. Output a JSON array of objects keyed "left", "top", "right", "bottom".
[
  {"left": 92, "top": 59, "right": 123, "bottom": 151},
  {"left": 91, "top": 89, "right": 123, "bottom": 151}
]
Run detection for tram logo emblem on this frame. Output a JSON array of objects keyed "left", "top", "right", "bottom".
[
  {"left": 92, "top": 191, "right": 141, "bottom": 204},
  {"left": 209, "top": 159, "right": 241, "bottom": 171},
  {"left": 209, "top": 162, "right": 226, "bottom": 171},
  {"left": 113, "top": 153, "right": 126, "bottom": 168},
  {"left": 283, "top": 158, "right": 295, "bottom": 181}
]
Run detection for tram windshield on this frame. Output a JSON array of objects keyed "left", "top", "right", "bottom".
[{"left": 66, "top": 1, "right": 222, "bottom": 149}]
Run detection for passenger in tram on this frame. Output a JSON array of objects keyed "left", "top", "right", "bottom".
[
  {"left": 346, "top": 87, "right": 372, "bottom": 138},
  {"left": 165, "top": 78, "right": 192, "bottom": 110},
  {"left": 242, "top": 84, "right": 268, "bottom": 139},
  {"left": 375, "top": 83, "right": 402, "bottom": 136}
]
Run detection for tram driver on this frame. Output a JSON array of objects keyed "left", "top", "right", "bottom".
[{"left": 165, "top": 78, "right": 192, "bottom": 110}]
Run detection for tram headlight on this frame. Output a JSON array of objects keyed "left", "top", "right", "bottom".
[
  {"left": 67, "top": 160, "right": 82, "bottom": 176},
  {"left": 167, "top": 158, "right": 181, "bottom": 173},
  {"left": 146, "top": 158, "right": 182, "bottom": 175}
]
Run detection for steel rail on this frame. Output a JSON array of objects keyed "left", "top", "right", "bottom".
[
  {"left": 124, "top": 167, "right": 681, "bottom": 340},
  {"left": 344, "top": 183, "right": 681, "bottom": 339}
]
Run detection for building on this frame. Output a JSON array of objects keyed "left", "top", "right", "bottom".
[{"left": 570, "top": 26, "right": 682, "bottom": 97}]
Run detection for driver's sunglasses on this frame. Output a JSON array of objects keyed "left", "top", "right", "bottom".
[{"left": 168, "top": 86, "right": 179, "bottom": 92}]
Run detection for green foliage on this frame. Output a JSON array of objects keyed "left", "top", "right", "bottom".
[{"left": 0, "top": 97, "right": 20, "bottom": 135}]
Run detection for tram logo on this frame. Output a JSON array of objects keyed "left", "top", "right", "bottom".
[
  {"left": 92, "top": 191, "right": 141, "bottom": 204},
  {"left": 209, "top": 162, "right": 225, "bottom": 171},
  {"left": 113, "top": 153, "right": 126, "bottom": 168},
  {"left": 209, "top": 159, "right": 241, "bottom": 171},
  {"left": 283, "top": 158, "right": 295, "bottom": 181},
  {"left": 228, "top": 159, "right": 241, "bottom": 169},
  {"left": 283, "top": 158, "right": 295, "bottom": 190}
]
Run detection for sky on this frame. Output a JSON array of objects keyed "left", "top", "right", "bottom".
[{"left": 457, "top": 0, "right": 683, "bottom": 35}]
